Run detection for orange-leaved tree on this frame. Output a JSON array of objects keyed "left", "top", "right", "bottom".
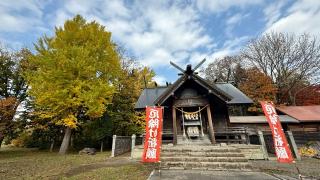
[
  {"left": 0, "top": 46, "right": 30, "bottom": 147},
  {"left": 239, "top": 67, "right": 277, "bottom": 114}
]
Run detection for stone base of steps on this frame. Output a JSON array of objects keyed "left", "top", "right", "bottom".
[
  {"left": 177, "top": 135, "right": 211, "bottom": 145},
  {"left": 131, "top": 144, "right": 262, "bottom": 164},
  {"left": 229, "top": 144, "right": 266, "bottom": 160},
  {"left": 161, "top": 156, "right": 248, "bottom": 162},
  {"left": 161, "top": 152, "right": 245, "bottom": 157},
  {"left": 162, "top": 145, "right": 241, "bottom": 152},
  {"left": 161, "top": 161, "right": 251, "bottom": 170},
  {"left": 160, "top": 145, "right": 251, "bottom": 170}
]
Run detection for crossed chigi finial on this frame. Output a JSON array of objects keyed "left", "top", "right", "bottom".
[{"left": 170, "top": 58, "right": 206, "bottom": 75}]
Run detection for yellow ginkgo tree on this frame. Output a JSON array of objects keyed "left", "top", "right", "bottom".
[{"left": 24, "top": 15, "right": 121, "bottom": 154}]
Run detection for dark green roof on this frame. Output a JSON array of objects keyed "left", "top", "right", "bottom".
[
  {"left": 135, "top": 87, "right": 167, "bottom": 109},
  {"left": 135, "top": 83, "right": 253, "bottom": 109},
  {"left": 215, "top": 83, "right": 253, "bottom": 105}
]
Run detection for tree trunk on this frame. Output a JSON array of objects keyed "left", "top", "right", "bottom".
[
  {"left": 59, "top": 127, "right": 72, "bottom": 155},
  {"left": 288, "top": 90, "right": 294, "bottom": 105},
  {"left": 70, "top": 135, "right": 74, "bottom": 149},
  {"left": 100, "top": 141, "right": 103, "bottom": 152},
  {"left": 0, "top": 135, "right": 4, "bottom": 148},
  {"left": 50, "top": 139, "right": 55, "bottom": 152}
]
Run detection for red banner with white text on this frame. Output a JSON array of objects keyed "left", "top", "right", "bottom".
[
  {"left": 260, "top": 101, "right": 294, "bottom": 163},
  {"left": 142, "top": 106, "right": 163, "bottom": 163}
]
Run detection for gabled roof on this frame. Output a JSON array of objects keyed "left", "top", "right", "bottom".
[
  {"left": 134, "top": 82, "right": 253, "bottom": 109},
  {"left": 276, "top": 105, "right": 320, "bottom": 122},
  {"left": 154, "top": 74, "right": 232, "bottom": 106},
  {"left": 135, "top": 62, "right": 253, "bottom": 109}
]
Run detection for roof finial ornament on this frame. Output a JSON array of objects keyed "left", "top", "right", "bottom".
[{"left": 170, "top": 58, "right": 206, "bottom": 75}]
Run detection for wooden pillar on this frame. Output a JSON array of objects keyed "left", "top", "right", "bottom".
[
  {"left": 172, "top": 106, "right": 178, "bottom": 145},
  {"left": 206, "top": 105, "right": 216, "bottom": 144}
]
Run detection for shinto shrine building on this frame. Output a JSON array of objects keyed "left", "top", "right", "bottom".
[{"left": 135, "top": 61, "right": 320, "bottom": 146}]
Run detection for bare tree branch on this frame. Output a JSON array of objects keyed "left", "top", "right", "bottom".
[{"left": 241, "top": 32, "right": 320, "bottom": 104}]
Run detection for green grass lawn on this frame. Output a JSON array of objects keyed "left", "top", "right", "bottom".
[{"left": 0, "top": 146, "right": 154, "bottom": 180}]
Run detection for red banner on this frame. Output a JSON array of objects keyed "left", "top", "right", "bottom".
[
  {"left": 142, "top": 106, "right": 163, "bottom": 163},
  {"left": 261, "top": 101, "right": 294, "bottom": 163}
]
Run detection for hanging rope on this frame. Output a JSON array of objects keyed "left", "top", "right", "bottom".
[{"left": 174, "top": 104, "right": 208, "bottom": 114}]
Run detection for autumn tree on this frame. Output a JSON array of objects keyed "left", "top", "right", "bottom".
[
  {"left": 109, "top": 52, "right": 155, "bottom": 135},
  {"left": 242, "top": 32, "right": 320, "bottom": 104},
  {"left": 239, "top": 67, "right": 277, "bottom": 113},
  {"left": 0, "top": 47, "right": 30, "bottom": 147},
  {"left": 24, "top": 15, "right": 121, "bottom": 154},
  {"left": 203, "top": 56, "right": 246, "bottom": 86}
]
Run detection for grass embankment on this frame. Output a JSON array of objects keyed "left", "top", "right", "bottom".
[{"left": 0, "top": 146, "right": 154, "bottom": 180}]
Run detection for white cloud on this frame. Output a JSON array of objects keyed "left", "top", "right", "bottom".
[
  {"left": 196, "top": 0, "right": 263, "bottom": 13},
  {"left": 226, "top": 13, "right": 243, "bottom": 25},
  {"left": 225, "top": 13, "right": 250, "bottom": 37},
  {"left": 263, "top": 0, "right": 288, "bottom": 28},
  {"left": 0, "top": 0, "right": 43, "bottom": 17},
  {"left": 0, "top": 0, "right": 45, "bottom": 32},
  {"left": 265, "top": 0, "right": 320, "bottom": 36},
  {"left": 153, "top": 75, "right": 166, "bottom": 85},
  {"left": 51, "top": 0, "right": 215, "bottom": 69},
  {"left": 189, "top": 52, "right": 208, "bottom": 65},
  {"left": 0, "top": 37, "right": 24, "bottom": 51},
  {"left": 205, "top": 36, "right": 250, "bottom": 64}
]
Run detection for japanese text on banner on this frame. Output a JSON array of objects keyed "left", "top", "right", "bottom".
[
  {"left": 261, "top": 101, "right": 294, "bottom": 163},
  {"left": 142, "top": 107, "right": 163, "bottom": 162}
]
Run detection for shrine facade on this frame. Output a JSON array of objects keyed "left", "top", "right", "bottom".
[{"left": 135, "top": 61, "right": 253, "bottom": 145}]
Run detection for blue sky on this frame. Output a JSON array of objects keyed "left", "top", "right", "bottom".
[{"left": 1, "top": 0, "right": 320, "bottom": 84}]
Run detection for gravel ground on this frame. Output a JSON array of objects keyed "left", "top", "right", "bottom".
[{"left": 250, "top": 157, "right": 320, "bottom": 179}]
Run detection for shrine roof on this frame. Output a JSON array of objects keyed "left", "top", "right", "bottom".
[
  {"left": 215, "top": 83, "right": 253, "bottom": 104},
  {"left": 229, "top": 115, "right": 299, "bottom": 123},
  {"left": 276, "top": 105, "right": 320, "bottom": 122},
  {"left": 135, "top": 82, "right": 253, "bottom": 109},
  {"left": 135, "top": 87, "right": 167, "bottom": 109},
  {"left": 154, "top": 74, "right": 232, "bottom": 106}
]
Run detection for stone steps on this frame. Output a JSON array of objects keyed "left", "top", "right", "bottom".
[
  {"left": 162, "top": 146, "right": 241, "bottom": 153},
  {"left": 161, "top": 156, "right": 248, "bottom": 162},
  {"left": 161, "top": 161, "right": 251, "bottom": 170},
  {"left": 160, "top": 145, "right": 251, "bottom": 170},
  {"left": 161, "top": 152, "right": 245, "bottom": 157},
  {"left": 177, "top": 135, "right": 211, "bottom": 145},
  {"left": 229, "top": 144, "right": 266, "bottom": 160}
]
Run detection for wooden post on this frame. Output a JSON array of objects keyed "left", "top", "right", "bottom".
[
  {"left": 206, "top": 105, "right": 216, "bottom": 144},
  {"left": 172, "top": 106, "right": 178, "bottom": 145},
  {"left": 199, "top": 107, "right": 204, "bottom": 137},
  {"left": 182, "top": 107, "right": 186, "bottom": 137}
]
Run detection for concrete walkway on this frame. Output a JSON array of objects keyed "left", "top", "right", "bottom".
[{"left": 148, "top": 169, "right": 297, "bottom": 180}]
